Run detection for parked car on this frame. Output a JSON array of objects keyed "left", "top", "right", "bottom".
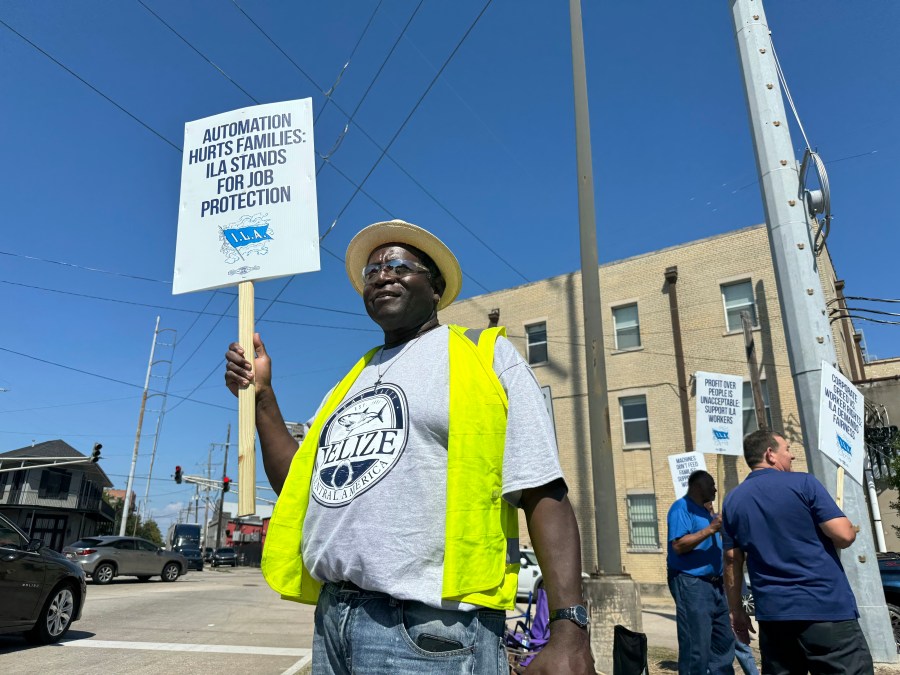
[
  {"left": 178, "top": 546, "right": 204, "bottom": 572},
  {"left": 517, "top": 549, "right": 541, "bottom": 599},
  {"left": 516, "top": 548, "right": 588, "bottom": 600},
  {"left": 62, "top": 536, "right": 187, "bottom": 584},
  {"left": 0, "top": 512, "right": 87, "bottom": 643},
  {"left": 211, "top": 547, "right": 237, "bottom": 567},
  {"left": 878, "top": 552, "right": 900, "bottom": 651}
]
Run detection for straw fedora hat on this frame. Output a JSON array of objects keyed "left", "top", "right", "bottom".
[{"left": 345, "top": 219, "right": 462, "bottom": 311}]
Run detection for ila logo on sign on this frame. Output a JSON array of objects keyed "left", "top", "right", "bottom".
[
  {"left": 836, "top": 434, "right": 852, "bottom": 457},
  {"left": 712, "top": 428, "right": 730, "bottom": 451}
]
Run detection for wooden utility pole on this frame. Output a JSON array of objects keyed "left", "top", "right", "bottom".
[
  {"left": 741, "top": 310, "right": 767, "bottom": 430},
  {"left": 216, "top": 424, "right": 231, "bottom": 551}
]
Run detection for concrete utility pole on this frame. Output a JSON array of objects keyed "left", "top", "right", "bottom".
[
  {"left": 120, "top": 316, "right": 160, "bottom": 536},
  {"left": 730, "top": 0, "right": 895, "bottom": 660},
  {"left": 569, "top": 1, "right": 641, "bottom": 671}
]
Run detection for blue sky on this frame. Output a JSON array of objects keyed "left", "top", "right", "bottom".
[{"left": 1, "top": 1, "right": 897, "bottom": 531}]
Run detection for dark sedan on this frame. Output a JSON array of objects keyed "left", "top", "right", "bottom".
[
  {"left": 178, "top": 546, "right": 204, "bottom": 571},
  {"left": 878, "top": 552, "right": 900, "bottom": 651},
  {"left": 0, "top": 512, "right": 87, "bottom": 643},
  {"left": 211, "top": 547, "right": 237, "bottom": 567}
]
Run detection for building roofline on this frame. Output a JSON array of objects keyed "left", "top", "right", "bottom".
[{"left": 450, "top": 222, "right": 766, "bottom": 304}]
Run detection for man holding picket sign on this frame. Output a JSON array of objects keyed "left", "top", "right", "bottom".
[
  {"left": 223, "top": 219, "right": 594, "bottom": 674},
  {"left": 174, "top": 98, "right": 322, "bottom": 516}
]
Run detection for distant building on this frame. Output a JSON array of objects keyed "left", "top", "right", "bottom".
[
  {"left": 0, "top": 439, "right": 115, "bottom": 551},
  {"left": 440, "top": 223, "right": 894, "bottom": 591},
  {"left": 285, "top": 421, "right": 309, "bottom": 445}
]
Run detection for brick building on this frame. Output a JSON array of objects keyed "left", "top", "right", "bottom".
[{"left": 440, "top": 223, "right": 887, "bottom": 591}]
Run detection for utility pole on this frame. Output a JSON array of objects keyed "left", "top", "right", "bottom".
[
  {"left": 216, "top": 424, "right": 231, "bottom": 551},
  {"left": 569, "top": 1, "right": 641, "bottom": 671},
  {"left": 120, "top": 316, "right": 160, "bottom": 536},
  {"left": 741, "top": 310, "right": 768, "bottom": 430},
  {"left": 203, "top": 444, "right": 212, "bottom": 550},
  {"left": 731, "top": 0, "right": 894, "bottom": 660}
]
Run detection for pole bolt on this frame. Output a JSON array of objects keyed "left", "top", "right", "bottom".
[
  {"left": 817, "top": 337, "right": 825, "bottom": 343},
  {"left": 753, "top": 14, "right": 759, "bottom": 20},
  {"left": 797, "top": 242, "right": 805, "bottom": 249},
  {"left": 807, "top": 289, "right": 814, "bottom": 295},
  {"left": 773, "top": 120, "right": 781, "bottom": 126},
  {"left": 788, "top": 199, "right": 796, "bottom": 206},
  {"left": 780, "top": 160, "right": 788, "bottom": 166},
  {"left": 858, "top": 555, "right": 867, "bottom": 563},
  {"left": 766, "top": 83, "right": 774, "bottom": 89},
  {"left": 759, "top": 48, "right": 767, "bottom": 54}
]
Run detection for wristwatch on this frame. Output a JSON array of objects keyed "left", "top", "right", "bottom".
[{"left": 548, "top": 605, "right": 589, "bottom": 629}]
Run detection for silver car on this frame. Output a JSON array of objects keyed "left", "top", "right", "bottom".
[{"left": 62, "top": 536, "right": 186, "bottom": 585}]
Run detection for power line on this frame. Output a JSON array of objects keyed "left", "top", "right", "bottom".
[
  {"left": 0, "top": 249, "right": 170, "bottom": 284},
  {"left": 0, "top": 346, "right": 233, "bottom": 411},
  {"left": 230, "top": 0, "right": 522, "bottom": 284},
  {"left": 0, "top": 279, "right": 369, "bottom": 328},
  {"left": 171, "top": 295, "right": 237, "bottom": 378},
  {"left": 318, "top": 0, "right": 496, "bottom": 243},
  {"left": 136, "top": 0, "right": 259, "bottom": 103},
  {"left": 0, "top": 17, "right": 181, "bottom": 152},
  {"left": 314, "top": 0, "right": 384, "bottom": 126},
  {"left": 315, "top": 0, "right": 425, "bottom": 174}
]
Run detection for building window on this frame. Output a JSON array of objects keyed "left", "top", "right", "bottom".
[
  {"left": 526, "top": 322, "right": 548, "bottom": 365},
  {"left": 613, "top": 304, "right": 641, "bottom": 350},
  {"left": 721, "top": 280, "right": 757, "bottom": 332},
  {"left": 627, "top": 494, "right": 660, "bottom": 548},
  {"left": 742, "top": 381, "right": 773, "bottom": 434},
  {"left": 621, "top": 395, "right": 650, "bottom": 445},
  {"left": 38, "top": 469, "right": 71, "bottom": 499}
]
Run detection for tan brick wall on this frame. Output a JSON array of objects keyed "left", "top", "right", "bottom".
[
  {"left": 440, "top": 224, "right": 862, "bottom": 585},
  {"left": 867, "top": 358, "right": 900, "bottom": 379}
]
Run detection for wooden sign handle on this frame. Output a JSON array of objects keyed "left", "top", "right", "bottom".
[
  {"left": 238, "top": 281, "right": 257, "bottom": 516},
  {"left": 835, "top": 466, "right": 844, "bottom": 511}
]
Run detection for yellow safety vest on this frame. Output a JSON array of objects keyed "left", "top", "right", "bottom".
[{"left": 260, "top": 325, "right": 520, "bottom": 609}]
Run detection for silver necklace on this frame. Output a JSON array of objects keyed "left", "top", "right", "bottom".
[{"left": 373, "top": 330, "right": 432, "bottom": 387}]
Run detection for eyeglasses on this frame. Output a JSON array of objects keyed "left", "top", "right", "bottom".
[{"left": 362, "top": 258, "right": 431, "bottom": 284}]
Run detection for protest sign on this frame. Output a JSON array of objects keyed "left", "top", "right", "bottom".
[
  {"left": 173, "top": 99, "right": 319, "bottom": 515},
  {"left": 817, "top": 361, "right": 864, "bottom": 485},
  {"left": 173, "top": 98, "right": 319, "bottom": 294},
  {"left": 695, "top": 371, "right": 744, "bottom": 456},
  {"left": 668, "top": 452, "right": 708, "bottom": 499}
]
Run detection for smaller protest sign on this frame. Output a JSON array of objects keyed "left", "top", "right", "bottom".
[
  {"left": 817, "top": 361, "right": 865, "bottom": 484},
  {"left": 668, "top": 452, "right": 708, "bottom": 499},
  {"left": 695, "top": 371, "right": 744, "bottom": 455}
]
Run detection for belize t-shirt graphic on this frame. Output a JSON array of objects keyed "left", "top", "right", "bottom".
[{"left": 311, "top": 384, "right": 409, "bottom": 507}]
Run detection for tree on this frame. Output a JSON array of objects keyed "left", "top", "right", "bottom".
[{"left": 883, "top": 433, "right": 900, "bottom": 538}]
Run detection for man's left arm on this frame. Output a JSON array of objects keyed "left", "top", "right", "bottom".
[{"left": 519, "top": 478, "right": 594, "bottom": 675}]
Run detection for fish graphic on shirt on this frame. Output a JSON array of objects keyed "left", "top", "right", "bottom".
[{"left": 337, "top": 403, "right": 386, "bottom": 433}]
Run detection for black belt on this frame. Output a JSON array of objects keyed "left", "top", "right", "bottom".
[{"left": 670, "top": 570, "right": 722, "bottom": 584}]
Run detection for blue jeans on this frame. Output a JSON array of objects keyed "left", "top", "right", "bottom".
[
  {"left": 313, "top": 581, "right": 508, "bottom": 674},
  {"left": 668, "top": 572, "right": 735, "bottom": 675},
  {"left": 734, "top": 638, "right": 759, "bottom": 675}
]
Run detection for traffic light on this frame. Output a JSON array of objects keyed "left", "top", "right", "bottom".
[
  {"left": 223, "top": 476, "right": 231, "bottom": 493},
  {"left": 174, "top": 465, "right": 183, "bottom": 484},
  {"left": 91, "top": 443, "right": 102, "bottom": 463}
]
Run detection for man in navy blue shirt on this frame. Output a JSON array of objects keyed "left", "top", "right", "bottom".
[
  {"left": 722, "top": 429, "right": 873, "bottom": 674},
  {"left": 667, "top": 470, "right": 735, "bottom": 674}
]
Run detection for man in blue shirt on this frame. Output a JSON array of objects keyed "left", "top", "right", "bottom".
[
  {"left": 667, "top": 470, "right": 735, "bottom": 674},
  {"left": 722, "top": 429, "right": 873, "bottom": 674}
]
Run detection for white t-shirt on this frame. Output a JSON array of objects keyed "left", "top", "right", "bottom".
[{"left": 300, "top": 325, "right": 563, "bottom": 609}]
